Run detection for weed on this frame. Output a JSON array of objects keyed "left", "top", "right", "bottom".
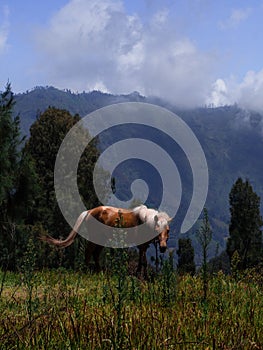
[{"left": 0, "top": 263, "right": 262, "bottom": 349}]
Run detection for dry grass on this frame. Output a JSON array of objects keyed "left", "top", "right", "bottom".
[{"left": 0, "top": 268, "right": 262, "bottom": 349}]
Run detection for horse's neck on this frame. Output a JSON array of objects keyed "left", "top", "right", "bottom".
[
  {"left": 133, "top": 205, "right": 147, "bottom": 217},
  {"left": 136, "top": 206, "right": 158, "bottom": 228}
]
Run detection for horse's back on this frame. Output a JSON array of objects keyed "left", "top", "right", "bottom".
[{"left": 88, "top": 206, "right": 140, "bottom": 227}]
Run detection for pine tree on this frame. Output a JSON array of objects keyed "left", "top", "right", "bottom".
[
  {"left": 0, "top": 82, "right": 23, "bottom": 211},
  {"left": 197, "top": 208, "right": 212, "bottom": 301},
  {"left": 227, "top": 178, "right": 263, "bottom": 269},
  {"left": 0, "top": 83, "right": 40, "bottom": 269},
  {"left": 177, "top": 238, "right": 195, "bottom": 275},
  {"left": 26, "top": 107, "right": 108, "bottom": 268},
  {"left": 27, "top": 107, "right": 104, "bottom": 225}
]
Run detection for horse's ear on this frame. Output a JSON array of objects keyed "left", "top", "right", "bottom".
[
  {"left": 168, "top": 217, "right": 173, "bottom": 222},
  {"left": 154, "top": 215, "right": 158, "bottom": 223}
]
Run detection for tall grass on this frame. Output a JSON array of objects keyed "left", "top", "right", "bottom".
[{"left": 0, "top": 266, "right": 262, "bottom": 349}]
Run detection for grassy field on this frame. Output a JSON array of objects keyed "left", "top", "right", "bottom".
[{"left": 0, "top": 265, "right": 262, "bottom": 349}]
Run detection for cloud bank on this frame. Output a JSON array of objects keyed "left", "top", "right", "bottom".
[
  {"left": 36, "top": 0, "right": 217, "bottom": 108},
  {"left": 207, "top": 70, "right": 263, "bottom": 112},
  {"left": 36, "top": 0, "right": 263, "bottom": 112}
]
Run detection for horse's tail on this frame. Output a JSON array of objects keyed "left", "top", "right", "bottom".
[{"left": 40, "top": 211, "right": 89, "bottom": 248}]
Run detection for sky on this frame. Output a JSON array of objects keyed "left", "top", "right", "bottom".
[{"left": 1, "top": 0, "right": 263, "bottom": 110}]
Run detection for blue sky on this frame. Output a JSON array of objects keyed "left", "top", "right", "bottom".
[{"left": 1, "top": 0, "right": 263, "bottom": 110}]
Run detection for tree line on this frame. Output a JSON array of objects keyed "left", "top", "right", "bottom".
[
  {"left": 0, "top": 83, "right": 103, "bottom": 270},
  {"left": 0, "top": 83, "right": 262, "bottom": 273}
]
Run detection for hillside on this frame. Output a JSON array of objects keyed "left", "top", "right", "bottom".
[
  {"left": 14, "top": 86, "right": 145, "bottom": 136},
  {"left": 13, "top": 86, "right": 263, "bottom": 260}
]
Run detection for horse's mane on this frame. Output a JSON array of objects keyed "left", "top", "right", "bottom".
[
  {"left": 156, "top": 211, "right": 171, "bottom": 221},
  {"left": 132, "top": 205, "right": 170, "bottom": 228}
]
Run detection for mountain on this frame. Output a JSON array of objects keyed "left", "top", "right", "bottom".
[
  {"left": 14, "top": 86, "right": 145, "bottom": 136},
  {"left": 13, "top": 86, "right": 263, "bottom": 262}
]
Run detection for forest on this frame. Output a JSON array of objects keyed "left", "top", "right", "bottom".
[{"left": 0, "top": 83, "right": 262, "bottom": 349}]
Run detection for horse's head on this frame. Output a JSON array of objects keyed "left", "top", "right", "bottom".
[{"left": 154, "top": 215, "right": 170, "bottom": 253}]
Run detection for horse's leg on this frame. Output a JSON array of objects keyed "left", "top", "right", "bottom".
[
  {"left": 142, "top": 245, "right": 148, "bottom": 279},
  {"left": 85, "top": 242, "right": 96, "bottom": 270},
  {"left": 92, "top": 245, "right": 103, "bottom": 272},
  {"left": 154, "top": 240, "right": 159, "bottom": 273},
  {"left": 137, "top": 244, "right": 148, "bottom": 278},
  {"left": 136, "top": 247, "right": 143, "bottom": 276}
]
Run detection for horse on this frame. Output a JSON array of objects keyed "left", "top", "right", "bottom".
[{"left": 40, "top": 205, "right": 171, "bottom": 276}]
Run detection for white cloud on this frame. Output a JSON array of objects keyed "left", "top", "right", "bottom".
[
  {"left": 219, "top": 7, "right": 251, "bottom": 30},
  {"left": 207, "top": 79, "right": 230, "bottom": 107},
  {"left": 0, "top": 5, "right": 9, "bottom": 54},
  {"left": 237, "top": 70, "right": 263, "bottom": 111},
  {"left": 208, "top": 69, "right": 263, "bottom": 112},
  {"left": 36, "top": 0, "right": 217, "bottom": 107}
]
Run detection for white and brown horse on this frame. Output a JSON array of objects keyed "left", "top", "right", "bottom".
[{"left": 41, "top": 205, "right": 171, "bottom": 275}]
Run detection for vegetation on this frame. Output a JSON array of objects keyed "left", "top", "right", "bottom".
[
  {"left": 0, "top": 83, "right": 38, "bottom": 270},
  {"left": 0, "top": 82, "right": 23, "bottom": 207},
  {"left": 26, "top": 107, "right": 103, "bottom": 235},
  {"left": 227, "top": 178, "right": 263, "bottom": 269},
  {"left": 0, "top": 85, "right": 106, "bottom": 270},
  {"left": 197, "top": 209, "right": 213, "bottom": 301},
  {"left": 0, "top": 268, "right": 262, "bottom": 349},
  {"left": 177, "top": 238, "right": 195, "bottom": 276}
]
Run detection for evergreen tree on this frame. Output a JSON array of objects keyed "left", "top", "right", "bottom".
[
  {"left": 0, "top": 82, "right": 23, "bottom": 268},
  {"left": 227, "top": 178, "right": 263, "bottom": 270},
  {"left": 26, "top": 107, "right": 108, "bottom": 268},
  {"left": 197, "top": 208, "right": 212, "bottom": 301},
  {"left": 0, "top": 83, "right": 40, "bottom": 269},
  {"left": 27, "top": 107, "right": 80, "bottom": 208},
  {"left": 0, "top": 82, "right": 23, "bottom": 211},
  {"left": 177, "top": 238, "right": 195, "bottom": 275}
]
